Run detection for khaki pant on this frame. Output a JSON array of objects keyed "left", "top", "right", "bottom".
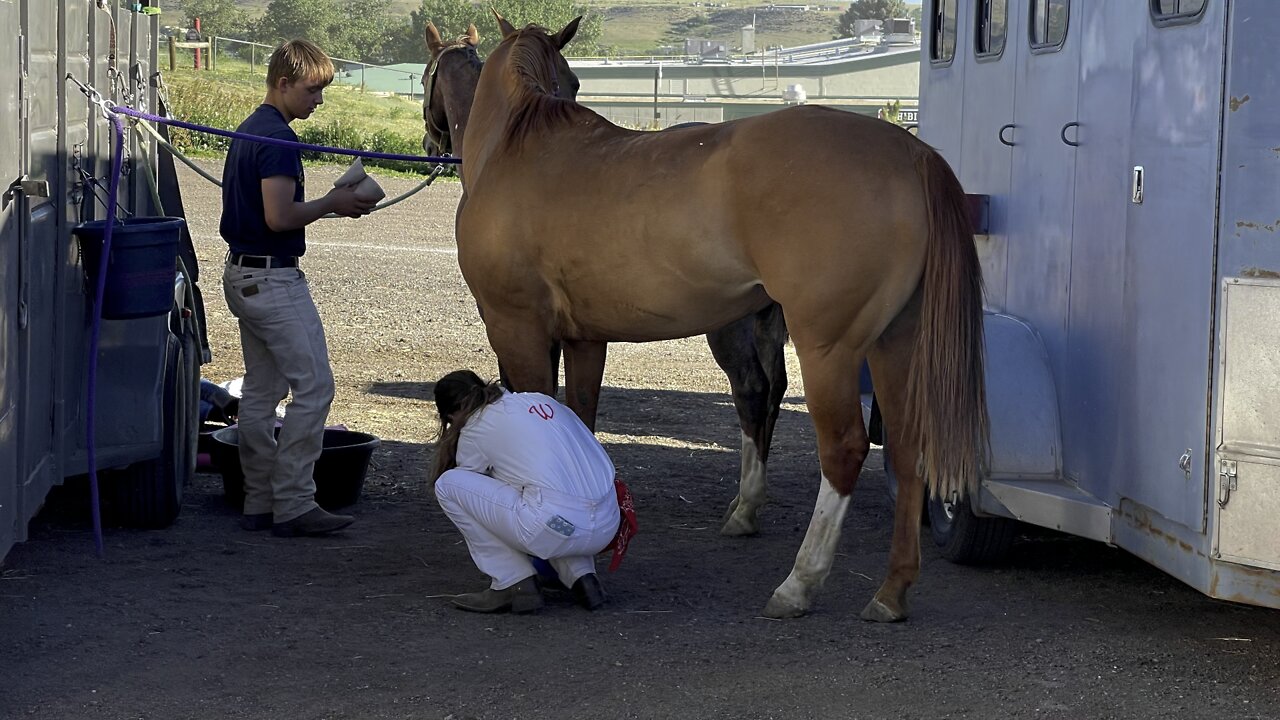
[{"left": 223, "top": 261, "right": 334, "bottom": 523}]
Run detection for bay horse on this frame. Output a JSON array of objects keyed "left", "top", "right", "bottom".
[
  {"left": 457, "top": 15, "right": 987, "bottom": 622},
  {"left": 423, "top": 22, "right": 790, "bottom": 538}
]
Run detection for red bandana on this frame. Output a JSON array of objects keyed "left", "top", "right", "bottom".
[{"left": 605, "top": 478, "right": 638, "bottom": 572}]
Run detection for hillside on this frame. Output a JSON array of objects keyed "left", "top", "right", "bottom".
[{"left": 218, "top": 1, "right": 855, "bottom": 53}]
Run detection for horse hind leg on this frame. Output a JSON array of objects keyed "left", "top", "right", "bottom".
[
  {"left": 859, "top": 299, "right": 924, "bottom": 623},
  {"left": 562, "top": 339, "right": 607, "bottom": 431},
  {"left": 707, "top": 303, "right": 786, "bottom": 536},
  {"left": 763, "top": 339, "right": 869, "bottom": 619}
]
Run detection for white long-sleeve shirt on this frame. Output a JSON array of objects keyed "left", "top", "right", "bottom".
[{"left": 455, "top": 390, "right": 615, "bottom": 503}]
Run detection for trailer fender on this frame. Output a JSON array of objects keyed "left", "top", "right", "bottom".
[{"left": 982, "top": 312, "right": 1063, "bottom": 483}]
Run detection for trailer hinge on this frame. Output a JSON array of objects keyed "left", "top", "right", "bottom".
[{"left": 1217, "top": 459, "right": 1238, "bottom": 509}]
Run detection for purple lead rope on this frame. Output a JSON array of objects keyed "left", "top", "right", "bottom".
[
  {"left": 86, "top": 114, "right": 128, "bottom": 557},
  {"left": 109, "top": 104, "right": 462, "bottom": 164}
]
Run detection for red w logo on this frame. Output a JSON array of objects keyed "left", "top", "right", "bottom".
[{"left": 529, "top": 404, "right": 555, "bottom": 420}]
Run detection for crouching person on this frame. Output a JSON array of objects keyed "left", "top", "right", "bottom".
[{"left": 429, "top": 370, "right": 620, "bottom": 614}]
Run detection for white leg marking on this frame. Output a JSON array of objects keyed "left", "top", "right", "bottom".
[
  {"left": 770, "top": 475, "right": 851, "bottom": 612},
  {"left": 736, "top": 432, "right": 766, "bottom": 511},
  {"left": 723, "top": 433, "right": 767, "bottom": 535}
]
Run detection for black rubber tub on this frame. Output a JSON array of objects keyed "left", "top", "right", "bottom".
[{"left": 210, "top": 426, "right": 380, "bottom": 512}]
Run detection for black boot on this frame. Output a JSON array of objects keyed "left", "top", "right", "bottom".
[{"left": 572, "top": 573, "right": 607, "bottom": 611}]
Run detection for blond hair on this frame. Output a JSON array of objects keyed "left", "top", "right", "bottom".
[{"left": 266, "top": 39, "right": 335, "bottom": 88}]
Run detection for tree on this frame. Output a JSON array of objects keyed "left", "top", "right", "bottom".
[
  {"left": 386, "top": 0, "right": 605, "bottom": 64},
  {"left": 388, "top": 0, "right": 480, "bottom": 64},
  {"left": 836, "top": 0, "right": 910, "bottom": 37},
  {"left": 252, "top": 0, "right": 343, "bottom": 53},
  {"left": 178, "top": 0, "right": 250, "bottom": 38},
  {"left": 330, "top": 0, "right": 402, "bottom": 64},
  {"left": 489, "top": 0, "right": 604, "bottom": 55}
]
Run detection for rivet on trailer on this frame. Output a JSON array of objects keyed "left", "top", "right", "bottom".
[
  {"left": 880, "top": 0, "right": 1280, "bottom": 608},
  {"left": 1, "top": 0, "right": 206, "bottom": 561}
]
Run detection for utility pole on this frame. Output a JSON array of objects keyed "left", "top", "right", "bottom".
[{"left": 653, "top": 64, "right": 662, "bottom": 128}]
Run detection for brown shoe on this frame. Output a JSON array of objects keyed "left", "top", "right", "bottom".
[
  {"left": 271, "top": 507, "right": 354, "bottom": 537},
  {"left": 451, "top": 577, "right": 544, "bottom": 614}
]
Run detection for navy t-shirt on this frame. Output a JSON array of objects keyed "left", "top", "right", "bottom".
[{"left": 220, "top": 104, "right": 307, "bottom": 257}]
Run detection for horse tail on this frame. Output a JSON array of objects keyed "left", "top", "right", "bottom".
[{"left": 905, "top": 146, "right": 989, "bottom": 501}]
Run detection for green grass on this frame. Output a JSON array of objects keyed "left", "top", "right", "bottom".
[{"left": 164, "top": 56, "right": 435, "bottom": 176}]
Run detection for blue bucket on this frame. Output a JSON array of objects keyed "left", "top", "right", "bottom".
[{"left": 74, "top": 216, "right": 185, "bottom": 319}]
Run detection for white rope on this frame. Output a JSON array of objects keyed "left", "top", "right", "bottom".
[{"left": 133, "top": 115, "right": 223, "bottom": 186}]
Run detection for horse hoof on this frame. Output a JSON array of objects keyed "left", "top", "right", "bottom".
[
  {"left": 859, "top": 597, "right": 908, "bottom": 623},
  {"left": 720, "top": 513, "right": 758, "bottom": 537},
  {"left": 763, "top": 594, "right": 808, "bottom": 619}
]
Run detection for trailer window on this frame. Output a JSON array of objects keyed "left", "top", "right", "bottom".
[
  {"left": 930, "top": 0, "right": 957, "bottom": 64},
  {"left": 1152, "top": 0, "right": 1207, "bottom": 24},
  {"left": 1029, "top": 0, "right": 1069, "bottom": 51},
  {"left": 976, "top": 0, "right": 1008, "bottom": 57}
]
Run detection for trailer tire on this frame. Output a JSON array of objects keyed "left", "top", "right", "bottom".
[
  {"left": 927, "top": 491, "right": 1016, "bottom": 565},
  {"left": 108, "top": 333, "right": 197, "bottom": 529}
]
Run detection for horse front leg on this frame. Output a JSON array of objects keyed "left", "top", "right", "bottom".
[
  {"left": 707, "top": 304, "right": 787, "bottom": 536},
  {"left": 763, "top": 340, "right": 869, "bottom": 619},
  {"left": 562, "top": 339, "right": 607, "bottom": 431},
  {"left": 484, "top": 317, "right": 557, "bottom": 396},
  {"left": 498, "top": 341, "right": 562, "bottom": 396}
]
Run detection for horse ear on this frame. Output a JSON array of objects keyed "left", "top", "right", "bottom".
[
  {"left": 492, "top": 8, "right": 518, "bottom": 38},
  {"left": 553, "top": 16, "right": 582, "bottom": 51},
  {"left": 425, "top": 22, "right": 444, "bottom": 54},
  {"left": 465, "top": 23, "right": 480, "bottom": 47}
]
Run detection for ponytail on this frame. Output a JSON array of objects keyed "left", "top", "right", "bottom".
[{"left": 428, "top": 371, "right": 504, "bottom": 484}]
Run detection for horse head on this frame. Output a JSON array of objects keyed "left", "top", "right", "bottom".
[
  {"left": 490, "top": 10, "right": 582, "bottom": 102},
  {"left": 422, "top": 21, "right": 484, "bottom": 157}
]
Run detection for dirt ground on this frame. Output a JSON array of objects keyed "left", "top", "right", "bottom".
[{"left": 3, "top": 163, "right": 1279, "bottom": 720}]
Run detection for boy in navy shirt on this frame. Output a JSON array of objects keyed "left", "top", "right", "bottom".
[{"left": 220, "top": 40, "right": 375, "bottom": 537}]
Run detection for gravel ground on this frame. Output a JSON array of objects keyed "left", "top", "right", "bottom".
[{"left": 1, "top": 161, "right": 1278, "bottom": 720}]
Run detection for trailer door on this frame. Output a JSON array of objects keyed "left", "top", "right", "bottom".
[
  {"left": 1006, "top": 0, "right": 1079, "bottom": 391},
  {"left": 959, "top": 0, "right": 1020, "bottom": 312},
  {"left": 20, "top": 0, "right": 59, "bottom": 519},
  {"left": 919, "top": 0, "right": 967, "bottom": 163},
  {"left": 0, "top": 1, "right": 21, "bottom": 556},
  {"left": 1121, "top": 0, "right": 1224, "bottom": 530}
]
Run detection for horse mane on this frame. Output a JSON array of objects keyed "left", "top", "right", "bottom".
[{"left": 500, "top": 25, "right": 590, "bottom": 150}]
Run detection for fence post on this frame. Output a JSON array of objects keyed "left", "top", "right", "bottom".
[
  {"left": 251, "top": 44, "right": 255, "bottom": 74},
  {"left": 210, "top": 37, "right": 216, "bottom": 72},
  {"left": 168, "top": 35, "right": 176, "bottom": 72},
  {"left": 360, "top": 64, "right": 365, "bottom": 93},
  {"left": 194, "top": 18, "right": 202, "bottom": 70}
]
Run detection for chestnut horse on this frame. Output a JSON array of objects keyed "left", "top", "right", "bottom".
[
  {"left": 423, "top": 22, "right": 790, "bottom": 538},
  {"left": 457, "top": 15, "right": 987, "bottom": 622}
]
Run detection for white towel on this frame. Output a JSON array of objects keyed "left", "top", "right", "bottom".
[{"left": 333, "top": 157, "right": 386, "bottom": 203}]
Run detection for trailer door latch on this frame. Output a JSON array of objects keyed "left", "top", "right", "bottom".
[
  {"left": 6, "top": 176, "right": 50, "bottom": 201},
  {"left": 1217, "top": 459, "right": 1237, "bottom": 509}
]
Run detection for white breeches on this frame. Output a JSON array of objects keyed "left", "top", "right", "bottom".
[{"left": 435, "top": 469, "right": 620, "bottom": 590}]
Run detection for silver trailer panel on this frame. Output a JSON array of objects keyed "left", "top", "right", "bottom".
[
  {"left": 1, "top": 1, "right": 194, "bottom": 562},
  {"left": 918, "top": 0, "right": 1280, "bottom": 609}
]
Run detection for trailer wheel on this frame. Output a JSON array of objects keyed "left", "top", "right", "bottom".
[
  {"left": 927, "top": 491, "right": 1017, "bottom": 565},
  {"left": 108, "top": 332, "right": 198, "bottom": 528}
]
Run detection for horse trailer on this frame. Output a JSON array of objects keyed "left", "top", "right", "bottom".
[
  {"left": 1, "top": 1, "right": 205, "bottom": 563},
  {"left": 905, "top": 0, "right": 1280, "bottom": 608}
]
